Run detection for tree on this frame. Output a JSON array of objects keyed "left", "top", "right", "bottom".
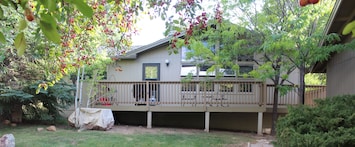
[
  {"left": 219, "top": 0, "right": 351, "bottom": 135},
  {"left": 305, "top": 73, "right": 326, "bottom": 85},
  {"left": 170, "top": 0, "right": 354, "bottom": 135},
  {"left": 0, "top": 0, "right": 205, "bottom": 85},
  {"left": 0, "top": 0, "right": 205, "bottom": 122}
]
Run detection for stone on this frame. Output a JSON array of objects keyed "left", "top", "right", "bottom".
[
  {"left": 46, "top": 125, "right": 56, "bottom": 132},
  {"left": 262, "top": 128, "right": 271, "bottom": 135},
  {"left": 37, "top": 128, "right": 44, "bottom": 132},
  {"left": 0, "top": 134, "right": 15, "bottom": 147}
]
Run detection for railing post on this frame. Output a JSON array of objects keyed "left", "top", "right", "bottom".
[
  {"left": 257, "top": 112, "right": 263, "bottom": 135},
  {"left": 203, "top": 81, "right": 207, "bottom": 109},
  {"left": 259, "top": 82, "right": 263, "bottom": 106},
  {"left": 204, "top": 111, "right": 210, "bottom": 132},
  {"left": 146, "top": 81, "right": 149, "bottom": 107},
  {"left": 262, "top": 82, "right": 267, "bottom": 106}
]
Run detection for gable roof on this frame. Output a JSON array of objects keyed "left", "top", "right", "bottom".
[
  {"left": 119, "top": 37, "right": 171, "bottom": 59},
  {"left": 118, "top": 32, "right": 184, "bottom": 59},
  {"left": 311, "top": 0, "right": 355, "bottom": 73}
]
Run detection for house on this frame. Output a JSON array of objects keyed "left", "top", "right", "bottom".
[
  {"left": 88, "top": 33, "right": 324, "bottom": 134},
  {"left": 312, "top": 0, "right": 355, "bottom": 97}
]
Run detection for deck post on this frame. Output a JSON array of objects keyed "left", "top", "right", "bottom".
[
  {"left": 204, "top": 111, "right": 210, "bottom": 132},
  {"left": 147, "top": 111, "right": 152, "bottom": 129},
  {"left": 257, "top": 112, "right": 263, "bottom": 135}
]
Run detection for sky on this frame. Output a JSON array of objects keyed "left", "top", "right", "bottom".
[
  {"left": 131, "top": 0, "right": 213, "bottom": 46},
  {"left": 130, "top": 0, "right": 222, "bottom": 46},
  {"left": 131, "top": 16, "right": 166, "bottom": 46}
]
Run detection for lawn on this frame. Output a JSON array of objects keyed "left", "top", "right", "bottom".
[{"left": 0, "top": 125, "right": 255, "bottom": 147}]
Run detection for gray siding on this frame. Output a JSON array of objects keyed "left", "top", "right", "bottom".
[
  {"left": 327, "top": 49, "right": 355, "bottom": 97},
  {"left": 106, "top": 44, "right": 300, "bottom": 85},
  {"left": 107, "top": 45, "right": 181, "bottom": 81}
]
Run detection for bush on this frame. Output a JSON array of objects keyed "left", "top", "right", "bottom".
[
  {"left": 22, "top": 81, "right": 75, "bottom": 123},
  {"left": 276, "top": 95, "right": 355, "bottom": 147},
  {"left": 0, "top": 81, "right": 75, "bottom": 124}
]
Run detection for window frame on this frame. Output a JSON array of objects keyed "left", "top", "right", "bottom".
[{"left": 142, "top": 63, "right": 160, "bottom": 81}]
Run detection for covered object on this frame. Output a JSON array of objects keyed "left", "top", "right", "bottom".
[{"left": 68, "top": 108, "right": 114, "bottom": 131}]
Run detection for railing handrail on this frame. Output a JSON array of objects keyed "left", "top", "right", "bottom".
[
  {"left": 93, "top": 80, "right": 326, "bottom": 107},
  {"left": 98, "top": 80, "right": 265, "bottom": 84},
  {"left": 266, "top": 84, "right": 326, "bottom": 87}
]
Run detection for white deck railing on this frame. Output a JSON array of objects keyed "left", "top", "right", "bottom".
[{"left": 93, "top": 81, "right": 326, "bottom": 107}]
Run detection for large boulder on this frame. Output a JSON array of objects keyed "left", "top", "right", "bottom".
[
  {"left": 68, "top": 108, "right": 114, "bottom": 131},
  {"left": 0, "top": 134, "right": 15, "bottom": 147}
]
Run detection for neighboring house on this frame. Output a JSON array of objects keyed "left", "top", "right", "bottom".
[
  {"left": 312, "top": 0, "right": 355, "bottom": 97},
  {"left": 88, "top": 32, "right": 325, "bottom": 134}
]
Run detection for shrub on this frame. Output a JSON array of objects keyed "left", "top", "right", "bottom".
[
  {"left": 0, "top": 81, "right": 75, "bottom": 124},
  {"left": 22, "top": 81, "right": 75, "bottom": 123},
  {"left": 276, "top": 95, "right": 355, "bottom": 147}
]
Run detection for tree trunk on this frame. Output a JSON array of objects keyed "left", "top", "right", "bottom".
[
  {"left": 11, "top": 103, "right": 22, "bottom": 123},
  {"left": 271, "top": 83, "right": 279, "bottom": 135},
  {"left": 299, "top": 65, "right": 306, "bottom": 105}
]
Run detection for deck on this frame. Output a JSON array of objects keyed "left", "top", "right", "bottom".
[
  {"left": 92, "top": 81, "right": 325, "bottom": 111},
  {"left": 89, "top": 80, "right": 325, "bottom": 134}
]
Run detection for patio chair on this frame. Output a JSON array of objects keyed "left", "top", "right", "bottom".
[{"left": 181, "top": 92, "right": 197, "bottom": 107}]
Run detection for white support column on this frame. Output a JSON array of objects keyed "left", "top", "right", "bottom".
[
  {"left": 257, "top": 112, "right": 263, "bottom": 135},
  {"left": 204, "top": 112, "right": 210, "bottom": 132},
  {"left": 147, "top": 111, "right": 152, "bottom": 129}
]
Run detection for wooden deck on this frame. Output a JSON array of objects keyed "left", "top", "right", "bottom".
[
  {"left": 88, "top": 81, "right": 325, "bottom": 134},
  {"left": 91, "top": 81, "right": 326, "bottom": 112}
]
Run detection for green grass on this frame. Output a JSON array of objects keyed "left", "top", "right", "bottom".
[{"left": 0, "top": 125, "right": 254, "bottom": 147}]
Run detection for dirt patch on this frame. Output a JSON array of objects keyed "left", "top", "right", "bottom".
[
  {"left": 106, "top": 125, "right": 275, "bottom": 144},
  {"left": 107, "top": 125, "right": 205, "bottom": 135},
  {"left": 64, "top": 125, "right": 275, "bottom": 146}
]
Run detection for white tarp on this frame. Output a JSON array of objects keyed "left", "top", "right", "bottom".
[{"left": 68, "top": 108, "right": 114, "bottom": 131}]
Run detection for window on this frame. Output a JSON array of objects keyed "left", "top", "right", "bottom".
[
  {"left": 181, "top": 65, "right": 197, "bottom": 76},
  {"left": 220, "top": 68, "right": 236, "bottom": 76},
  {"left": 238, "top": 54, "right": 253, "bottom": 61},
  {"left": 143, "top": 63, "right": 160, "bottom": 80},
  {"left": 181, "top": 46, "right": 194, "bottom": 62},
  {"left": 238, "top": 66, "right": 253, "bottom": 77},
  {"left": 181, "top": 41, "right": 215, "bottom": 62},
  {"left": 199, "top": 65, "right": 215, "bottom": 76}
]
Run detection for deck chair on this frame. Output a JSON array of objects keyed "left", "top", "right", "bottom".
[{"left": 181, "top": 92, "right": 197, "bottom": 106}]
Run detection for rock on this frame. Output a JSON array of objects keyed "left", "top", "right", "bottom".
[
  {"left": 262, "top": 128, "right": 271, "bottom": 135},
  {"left": 10, "top": 123, "right": 16, "bottom": 127},
  {"left": 46, "top": 126, "right": 56, "bottom": 132},
  {"left": 0, "top": 134, "right": 15, "bottom": 147},
  {"left": 2, "top": 120, "right": 11, "bottom": 125},
  {"left": 37, "top": 128, "right": 44, "bottom": 132}
]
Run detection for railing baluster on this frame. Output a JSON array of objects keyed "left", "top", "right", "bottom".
[{"left": 93, "top": 81, "right": 326, "bottom": 108}]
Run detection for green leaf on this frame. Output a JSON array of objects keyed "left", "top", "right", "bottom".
[
  {"left": 39, "top": 14, "right": 61, "bottom": 44},
  {"left": 40, "top": 13, "right": 57, "bottom": 27},
  {"left": 47, "top": 0, "right": 57, "bottom": 12},
  {"left": 0, "top": 55, "right": 4, "bottom": 63},
  {"left": 14, "top": 32, "right": 27, "bottom": 56},
  {"left": 0, "top": 7, "right": 4, "bottom": 19},
  {"left": 72, "top": 0, "right": 93, "bottom": 18},
  {"left": 18, "top": 19, "right": 27, "bottom": 31},
  {"left": 40, "top": 21, "right": 61, "bottom": 44},
  {"left": 39, "top": 0, "right": 56, "bottom": 12},
  {"left": 0, "top": 32, "right": 5, "bottom": 44},
  {"left": 19, "top": 0, "right": 29, "bottom": 8}
]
